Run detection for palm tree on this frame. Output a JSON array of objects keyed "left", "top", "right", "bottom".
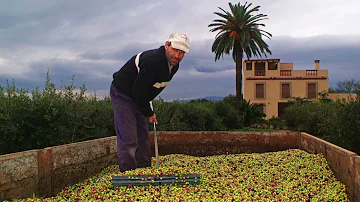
[{"left": 208, "top": 2, "right": 272, "bottom": 103}]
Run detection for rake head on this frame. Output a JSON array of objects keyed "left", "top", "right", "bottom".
[{"left": 112, "top": 174, "right": 201, "bottom": 186}]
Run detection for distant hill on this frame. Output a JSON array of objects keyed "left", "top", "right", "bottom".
[{"left": 178, "top": 96, "right": 224, "bottom": 103}]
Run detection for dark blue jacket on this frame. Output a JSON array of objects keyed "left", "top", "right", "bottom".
[{"left": 112, "top": 46, "right": 179, "bottom": 117}]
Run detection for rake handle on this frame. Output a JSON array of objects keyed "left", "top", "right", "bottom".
[
  {"left": 153, "top": 121, "right": 159, "bottom": 169},
  {"left": 150, "top": 101, "right": 159, "bottom": 169}
]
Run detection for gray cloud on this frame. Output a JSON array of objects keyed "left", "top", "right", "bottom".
[
  {"left": 2, "top": 34, "right": 360, "bottom": 100},
  {"left": 78, "top": 42, "right": 160, "bottom": 62},
  {"left": 1, "top": 0, "right": 360, "bottom": 100},
  {"left": 0, "top": 58, "right": 119, "bottom": 93},
  {"left": 266, "top": 35, "right": 360, "bottom": 88}
]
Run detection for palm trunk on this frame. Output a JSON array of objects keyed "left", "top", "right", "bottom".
[{"left": 235, "top": 53, "right": 243, "bottom": 104}]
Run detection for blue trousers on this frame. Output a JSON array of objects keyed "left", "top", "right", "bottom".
[{"left": 110, "top": 84, "right": 151, "bottom": 172}]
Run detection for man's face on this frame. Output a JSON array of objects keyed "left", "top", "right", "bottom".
[{"left": 165, "top": 41, "right": 185, "bottom": 66}]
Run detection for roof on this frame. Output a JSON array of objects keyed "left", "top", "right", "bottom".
[{"left": 244, "top": 59, "right": 280, "bottom": 62}]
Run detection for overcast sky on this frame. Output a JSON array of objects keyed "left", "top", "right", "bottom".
[{"left": 1, "top": 0, "right": 360, "bottom": 100}]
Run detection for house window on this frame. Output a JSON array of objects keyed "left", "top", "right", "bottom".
[
  {"left": 281, "top": 83, "right": 291, "bottom": 98},
  {"left": 246, "top": 62, "right": 252, "bottom": 70},
  {"left": 268, "top": 62, "right": 278, "bottom": 70},
  {"left": 257, "top": 104, "right": 265, "bottom": 114},
  {"left": 278, "top": 102, "right": 291, "bottom": 118},
  {"left": 255, "top": 83, "right": 265, "bottom": 99},
  {"left": 255, "top": 62, "right": 265, "bottom": 76},
  {"left": 307, "top": 83, "right": 317, "bottom": 99}
]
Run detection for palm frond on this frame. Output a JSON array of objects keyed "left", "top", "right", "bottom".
[
  {"left": 245, "top": 5, "right": 260, "bottom": 16},
  {"left": 213, "top": 11, "right": 230, "bottom": 20},
  {"left": 247, "top": 15, "right": 268, "bottom": 25},
  {"left": 214, "top": 30, "right": 229, "bottom": 38},
  {"left": 209, "top": 26, "right": 225, "bottom": 33},
  {"left": 208, "top": 23, "right": 226, "bottom": 28},
  {"left": 212, "top": 19, "right": 228, "bottom": 24}
]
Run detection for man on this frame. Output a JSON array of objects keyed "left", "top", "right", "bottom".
[{"left": 110, "top": 32, "right": 190, "bottom": 172}]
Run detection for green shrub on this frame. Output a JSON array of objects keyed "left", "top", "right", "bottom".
[
  {"left": 283, "top": 96, "right": 359, "bottom": 154},
  {"left": 267, "top": 117, "right": 287, "bottom": 130},
  {"left": 153, "top": 99, "right": 224, "bottom": 131},
  {"left": 0, "top": 72, "right": 115, "bottom": 155},
  {"left": 336, "top": 101, "right": 360, "bottom": 153},
  {"left": 0, "top": 72, "right": 268, "bottom": 154},
  {"left": 151, "top": 100, "right": 189, "bottom": 131},
  {"left": 214, "top": 100, "right": 241, "bottom": 130}
]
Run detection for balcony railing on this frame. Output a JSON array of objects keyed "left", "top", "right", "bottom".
[
  {"left": 306, "top": 70, "right": 318, "bottom": 76},
  {"left": 280, "top": 70, "right": 292, "bottom": 76},
  {"left": 255, "top": 70, "right": 265, "bottom": 76},
  {"left": 251, "top": 69, "right": 320, "bottom": 77}
]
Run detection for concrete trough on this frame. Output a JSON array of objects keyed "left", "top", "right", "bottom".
[{"left": 0, "top": 131, "right": 359, "bottom": 201}]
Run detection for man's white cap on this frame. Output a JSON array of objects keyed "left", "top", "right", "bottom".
[{"left": 168, "top": 32, "right": 190, "bottom": 53}]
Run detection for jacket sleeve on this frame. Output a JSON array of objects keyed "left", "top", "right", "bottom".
[{"left": 132, "top": 64, "right": 155, "bottom": 117}]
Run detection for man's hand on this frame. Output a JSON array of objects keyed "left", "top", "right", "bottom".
[{"left": 148, "top": 113, "right": 158, "bottom": 124}]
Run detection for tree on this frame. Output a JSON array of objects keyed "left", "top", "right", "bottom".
[
  {"left": 335, "top": 79, "right": 359, "bottom": 93},
  {"left": 208, "top": 2, "right": 272, "bottom": 103},
  {"left": 327, "top": 87, "right": 336, "bottom": 93}
]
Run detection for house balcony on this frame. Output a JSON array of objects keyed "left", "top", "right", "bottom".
[
  {"left": 255, "top": 70, "right": 265, "bottom": 76},
  {"left": 279, "top": 70, "right": 318, "bottom": 76},
  {"left": 280, "top": 70, "right": 292, "bottom": 76},
  {"left": 306, "top": 70, "right": 318, "bottom": 76},
  {"left": 249, "top": 69, "right": 325, "bottom": 78}
]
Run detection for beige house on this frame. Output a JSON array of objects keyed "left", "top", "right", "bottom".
[{"left": 243, "top": 59, "right": 350, "bottom": 119}]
